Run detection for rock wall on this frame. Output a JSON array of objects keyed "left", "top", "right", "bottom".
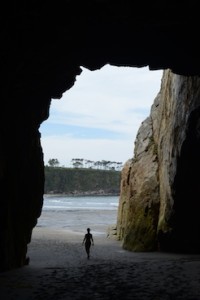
[
  {"left": 117, "top": 70, "right": 200, "bottom": 253},
  {"left": 0, "top": 92, "right": 50, "bottom": 270},
  {"left": 0, "top": 62, "right": 81, "bottom": 271}
]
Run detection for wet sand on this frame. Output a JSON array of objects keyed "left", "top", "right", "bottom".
[{"left": 1, "top": 227, "right": 200, "bottom": 299}]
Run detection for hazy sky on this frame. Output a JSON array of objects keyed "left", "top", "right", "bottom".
[{"left": 40, "top": 65, "right": 163, "bottom": 167}]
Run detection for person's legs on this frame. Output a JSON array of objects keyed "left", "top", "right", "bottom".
[{"left": 85, "top": 243, "right": 90, "bottom": 259}]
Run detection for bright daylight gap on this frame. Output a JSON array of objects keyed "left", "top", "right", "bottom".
[{"left": 35, "top": 65, "right": 163, "bottom": 240}]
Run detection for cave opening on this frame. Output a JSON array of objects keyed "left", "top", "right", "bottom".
[
  {"left": 32, "top": 65, "right": 163, "bottom": 245},
  {"left": 1, "top": 4, "right": 200, "bottom": 299}
]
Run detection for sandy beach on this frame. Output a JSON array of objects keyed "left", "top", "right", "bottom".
[{"left": 1, "top": 226, "right": 200, "bottom": 300}]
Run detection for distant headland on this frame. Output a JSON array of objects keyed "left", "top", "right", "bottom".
[{"left": 44, "top": 166, "right": 121, "bottom": 196}]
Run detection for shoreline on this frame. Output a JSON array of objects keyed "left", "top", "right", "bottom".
[{"left": 44, "top": 192, "right": 120, "bottom": 197}]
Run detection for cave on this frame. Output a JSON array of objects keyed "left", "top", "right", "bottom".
[{"left": 1, "top": 1, "right": 200, "bottom": 271}]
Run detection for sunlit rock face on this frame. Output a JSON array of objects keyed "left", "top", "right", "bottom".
[
  {"left": 117, "top": 116, "right": 160, "bottom": 251},
  {"left": 117, "top": 70, "right": 200, "bottom": 253}
]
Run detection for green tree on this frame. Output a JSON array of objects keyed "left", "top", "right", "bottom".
[
  {"left": 71, "top": 158, "right": 84, "bottom": 168},
  {"left": 48, "top": 158, "right": 60, "bottom": 167}
]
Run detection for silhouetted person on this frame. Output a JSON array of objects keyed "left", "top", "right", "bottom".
[{"left": 82, "top": 228, "right": 94, "bottom": 259}]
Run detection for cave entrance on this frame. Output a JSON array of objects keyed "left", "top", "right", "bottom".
[{"left": 36, "top": 65, "right": 162, "bottom": 240}]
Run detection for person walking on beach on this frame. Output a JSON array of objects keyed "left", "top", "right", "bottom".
[{"left": 82, "top": 228, "right": 94, "bottom": 259}]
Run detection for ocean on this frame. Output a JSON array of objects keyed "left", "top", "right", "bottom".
[
  {"left": 42, "top": 194, "right": 119, "bottom": 211},
  {"left": 36, "top": 194, "right": 119, "bottom": 236}
]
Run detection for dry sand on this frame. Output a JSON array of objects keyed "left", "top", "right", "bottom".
[{"left": 1, "top": 227, "right": 200, "bottom": 300}]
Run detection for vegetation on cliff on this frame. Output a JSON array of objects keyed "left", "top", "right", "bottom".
[
  {"left": 44, "top": 166, "right": 121, "bottom": 195},
  {"left": 47, "top": 158, "right": 123, "bottom": 171}
]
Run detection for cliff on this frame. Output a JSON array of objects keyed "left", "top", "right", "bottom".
[
  {"left": 44, "top": 167, "right": 121, "bottom": 195},
  {"left": 117, "top": 70, "right": 200, "bottom": 253}
]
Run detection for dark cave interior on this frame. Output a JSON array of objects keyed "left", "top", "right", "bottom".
[{"left": 1, "top": 0, "right": 200, "bottom": 271}]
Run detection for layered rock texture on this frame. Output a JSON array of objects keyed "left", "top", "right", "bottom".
[
  {"left": 117, "top": 70, "right": 200, "bottom": 253},
  {"left": 1, "top": 1, "right": 200, "bottom": 271}
]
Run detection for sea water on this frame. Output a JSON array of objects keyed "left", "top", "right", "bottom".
[
  {"left": 36, "top": 195, "right": 119, "bottom": 235},
  {"left": 42, "top": 194, "right": 119, "bottom": 211}
]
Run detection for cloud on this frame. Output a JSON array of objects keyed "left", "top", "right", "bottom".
[
  {"left": 41, "top": 135, "right": 135, "bottom": 167},
  {"left": 40, "top": 65, "right": 163, "bottom": 166}
]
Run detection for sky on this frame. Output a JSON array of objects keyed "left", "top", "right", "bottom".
[{"left": 40, "top": 65, "right": 163, "bottom": 167}]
